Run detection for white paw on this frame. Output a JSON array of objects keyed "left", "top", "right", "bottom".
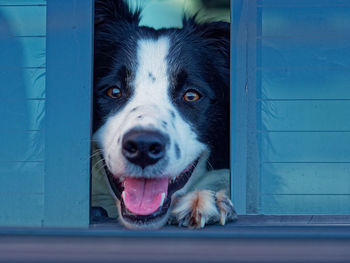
[{"left": 170, "top": 190, "right": 237, "bottom": 228}]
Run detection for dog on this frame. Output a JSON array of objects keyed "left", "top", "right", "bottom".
[{"left": 92, "top": 0, "right": 237, "bottom": 229}]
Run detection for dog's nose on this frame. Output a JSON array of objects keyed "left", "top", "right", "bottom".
[{"left": 122, "top": 129, "right": 168, "bottom": 168}]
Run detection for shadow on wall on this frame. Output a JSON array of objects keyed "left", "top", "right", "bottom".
[
  {"left": 0, "top": 8, "right": 39, "bottom": 200},
  {"left": 0, "top": 10, "right": 29, "bottom": 162}
]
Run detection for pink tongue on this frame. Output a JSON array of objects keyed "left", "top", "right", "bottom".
[{"left": 123, "top": 177, "right": 168, "bottom": 215}]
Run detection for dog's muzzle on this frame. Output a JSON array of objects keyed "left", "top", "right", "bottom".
[{"left": 118, "top": 128, "right": 170, "bottom": 216}]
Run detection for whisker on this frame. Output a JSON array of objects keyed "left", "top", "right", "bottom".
[
  {"left": 92, "top": 158, "right": 106, "bottom": 170},
  {"left": 89, "top": 150, "right": 103, "bottom": 160},
  {"left": 96, "top": 163, "right": 108, "bottom": 175}
]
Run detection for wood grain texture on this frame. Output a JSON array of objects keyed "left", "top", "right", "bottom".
[
  {"left": 261, "top": 195, "right": 350, "bottom": 214},
  {"left": 260, "top": 132, "right": 350, "bottom": 162},
  {"left": 259, "top": 69, "right": 350, "bottom": 99},
  {"left": 261, "top": 6, "right": 350, "bottom": 37},
  {"left": 261, "top": 163, "right": 350, "bottom": 194},
  {"left": 260, "top": 100, "right": 350, "bottom": 131},
  {"left": 261, "top": 38, "right": 350, "bottom": 69}
]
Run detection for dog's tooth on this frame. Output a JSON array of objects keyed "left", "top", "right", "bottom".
[
  {"left": 160, "top": 192, "right": 165, "bottom": 207},
  {"left": 122, "top": 191, "right": 126, "bottom": 201}
]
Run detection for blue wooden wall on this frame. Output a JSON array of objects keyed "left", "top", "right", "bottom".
[
  {"left": 232, "top": 0, "right": 350, "bottom": 215},
  {"left": 0, "top": 0, "right": 93, "bottom": 227},
  {"left": 0, "top": 0, "right": 46, "bottom": 226}
]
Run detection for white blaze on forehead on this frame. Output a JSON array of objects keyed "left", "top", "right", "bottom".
[{"left": 133, "top": 37, "right": 170, "bottom": 102}]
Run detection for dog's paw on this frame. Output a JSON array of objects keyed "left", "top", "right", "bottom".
[{"left": 170, "top": 190, "right": 237, "bottom": 228}]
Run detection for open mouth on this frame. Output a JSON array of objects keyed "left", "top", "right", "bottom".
[{"left": 105, "top": 159, "right": 199, "bottom": 224}]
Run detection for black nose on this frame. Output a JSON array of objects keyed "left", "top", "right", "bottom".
[{"left": 122, "top": 129, "right": 169, "bottom": 169}]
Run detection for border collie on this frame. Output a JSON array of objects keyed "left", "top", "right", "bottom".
[{"left": 92, "top": 0, "right": 237, "bottom": 229}]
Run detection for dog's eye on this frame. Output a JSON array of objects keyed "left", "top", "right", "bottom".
[
  {"left": 106, "top": 86, "right": 122, "bottom": 99},
  {"left": 183, "top": 90, "right": 201, "bottom": 102}
]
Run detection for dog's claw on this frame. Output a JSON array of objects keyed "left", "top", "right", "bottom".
[
  {"left": 200, "top": 216, "right": 205, "bottom": 228},
  {"left": 219, "top": 211, "right": 226, "bottom": 226},
  {"left": 170, "top": 190, "right": 237, "bottom": 228}
]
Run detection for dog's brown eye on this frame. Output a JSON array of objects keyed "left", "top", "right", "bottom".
[
  {"left": 106, "top": 86, "right": 122, "bottom": 99},
  {"left": 183, "top": 90, "right": 201, "bottom": 102}
]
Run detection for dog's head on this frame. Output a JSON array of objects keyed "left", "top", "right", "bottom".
[{"left": 93, "top": 0, "right": 230, "bottom": 229}]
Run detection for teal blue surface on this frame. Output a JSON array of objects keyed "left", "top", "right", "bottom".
[
  {"left": 261, "top": 6, "right": 350, "bottom": 37},
  {"left": 0, "top": 0, "right": 92, "bottom": 227},
  {"left": 44, "top": 0, "right": 93, "bottom": 227},
  {"left": 0, "top": 0, "right": 46, "bottom": 226},
  {"left": 259, "top": 69, "right": 350, "bottom": 99},
  {"left": 256, "top": 0, "right": 350, "bottom": 214},
  {"left": 261, "top": 38, "right": 350, "bottom": 69},
  {"left": 0, "top": 0, "right": 45, "bottom": 4},
  {"left": 260, "top": 132, "right": 350, "bottom": 162},
  {"left": 0, "top": 6, "right": 46, "bottom": 36},
  {"left": 260, "top": 101, "right": 350, "bottom": 131},
  {"left": 232, "top": 0, "right": 350, "bottom": 215},
  {"left": 231, "top": 0, "right": 247, "bottom": 214}
]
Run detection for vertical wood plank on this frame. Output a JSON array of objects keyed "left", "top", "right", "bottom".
[
  {"left": 245, "top": 0, "right": 260, "bottom": 214},
  {"left": 231, "top": 0, "right": 247, "bottom": 214},
  {"left": 45, "top": 0, "right": 93, "bottom": 227}
]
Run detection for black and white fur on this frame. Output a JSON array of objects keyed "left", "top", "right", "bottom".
[{"left": 93, "top": 0, "right": 236, "bottom": 229}]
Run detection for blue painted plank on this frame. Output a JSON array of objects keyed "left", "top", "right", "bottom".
[
  {"left": 261, "top": 195, "right": 350, "bottom": 215},
  {"left": 259, "top": 69, "right": 350, "bottom": 99},
  {"left": 261, "top": 163, "right": 350, "bottom": 194},
  {"left": 0, "top": 37, "right": 45, "bottom": 68},
  {"left": 44, "top": 0, "right": 93, "bottom": 227},
  {"left": 0, "top": 162, "right": 44, "bottom": 194},
  {"left": 231, "top": 0, "right": 248, "bottom": 214},
  {"left": 0, "top": 15, "right": 45, "bottom": 69},
  {"left": 259, "top": 0, "right": 350, "bottom": 6},
  {"left": 261, "top": 38, "right": 350, "bottom": 69},
  {"left": 0, "top": 68, "right": 28, "bottom": 98},
  {"left": 261, "top": 6, "right": 350, "bottom": 37},
  {"left": 0, "top": 100, "right": 44, "bottom": 130},
  {"left": 245, "top": 0, "right": 260, "bottom": 214},
  {"left": 0, "top": 6, "right": 46, "bottom": 36},
  {"left": 0, "top": 69, "right": 45, "bottom": 99},
  {"left": 0, "top": 194, "right": 43, "bottom": 226},
  {"left": 0, "top": 131, "right": 43, "bottom": 161},
  {"left": 261, "top": 132, "right": 350, "bottom": 162},
  {"left": 260, "top": 101, "right": 350, "bottom": 131},
  {"left": 0, "top": 0, "right": 45, "bottom": 5},
  {"left": 24, "top": 69, "right": 45, "bottom": 98}
]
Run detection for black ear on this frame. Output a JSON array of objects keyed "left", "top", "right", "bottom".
[
  {"left": 95, "top": 0, "right": 141, "bottom": 26},
  {"left": 197, "top": 21, "right": 230, "bottom": 58},
  {"left": 183, "top": 18, "right": 230, "bottom": 60}
]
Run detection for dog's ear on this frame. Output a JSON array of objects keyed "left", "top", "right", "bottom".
[
  {"left": 197, "top": 21, "right": 230, "bottom": 59},
  {"left": 183, "top": 18, "right": 230, "bottom": 61},
  {"left": 95, "top": 0, "right": 141, "bottom": 26}
]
